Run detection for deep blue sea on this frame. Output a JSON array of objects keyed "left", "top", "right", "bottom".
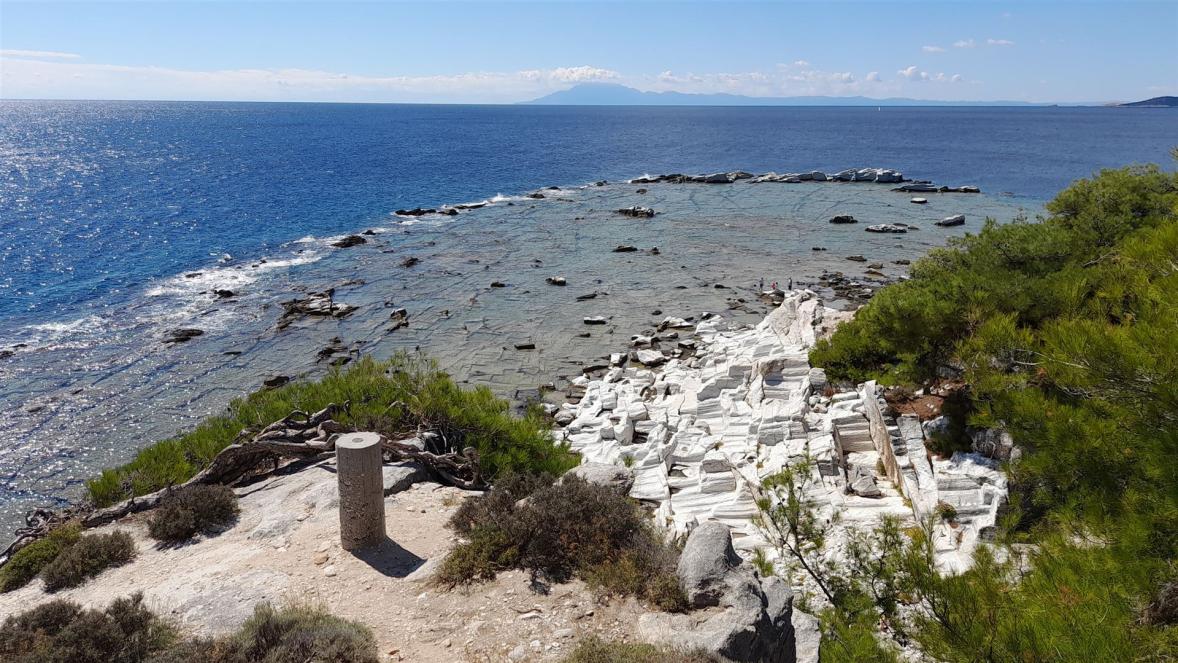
[
  {"left": 0, "top": 101, "right": 1176, "bottom": 535},
  {"left": 2, "top": 102, "right": 1176, "bottom": 331}
]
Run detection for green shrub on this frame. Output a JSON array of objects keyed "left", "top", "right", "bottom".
[
  {"left": 0, "top": 522, "right": 81, "bottom": 593},
  {"left": 88, "top": 355, "right": 578, "bottom": 507},
  {"left": 560, "top": 636, "right": 720, "bottom": 663},
  {"left": 804, "top": 165, "right": 1178, "bottom": 660},
  {"left": 934, "top": 501, "right": 958, "bottom": 523},
  {"left": 40, "top": 531, "right": 136, "bottom": 592},
  {"left": 0, "top": 595, "right": 376, "bottom": 663},
  {"left": 147, "top": 484, "right": 239, "bottom": 543},
  {"left": 437, "top": 475, "right": 687, "bottom": 611},
  {"left": 0, "top": 592, "right": 175, "bottom": 663},
  {"left": 146, "top": 603, "right": 377, "bottom": 663}
]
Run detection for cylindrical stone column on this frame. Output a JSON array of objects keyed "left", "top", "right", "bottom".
[{"left": 336, "top": 432, "right": 386, "bottom": 550}]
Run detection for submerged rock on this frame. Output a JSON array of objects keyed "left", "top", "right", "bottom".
[
  {"left": 613, "top": 245, "right": 639, "bottom": 253},
  {"left": 828, "top": 215, "right": 858, "bottom": 224},
  {"left": 388, "top": 308, "right": 409, "bottom": 332},
  {"left": 163, "top": 328, "right": 204, "bottom": 345},
  {"left": 892, "top": 183, "right": 938, "bottom": 193},
  {"left": 616, "top": 205, "right": 656, "bottom": 218}
]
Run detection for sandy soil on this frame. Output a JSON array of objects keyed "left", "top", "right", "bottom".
[{"left": 0, "top": 460, "right": 648, "bottom": 662}]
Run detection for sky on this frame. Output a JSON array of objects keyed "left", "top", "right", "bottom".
[{"left": 1, "top": 1, "right": 1176, "bottom": 104}]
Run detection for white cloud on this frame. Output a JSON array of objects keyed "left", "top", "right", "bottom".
[
  {"left": 953, "top": 39, "right": 977, "bottom": 49},
  {"left": 0, "top": 49, "right": 81, "bottom": 59},
  {"left": 546, "top": 66, "right": 619, "bottom": 83},
  {"left": 987, "top": 38, "right": 1015, "bottom": 47},
  {"left": 638, "top": 61, "right": 880, "bottom": 97},
  {"left": 0, "top": 56, "right": 622, "bottom": 103},
  {"left": 0, "top": 52, "right": 962, "bottom": 103},
  {"left": 898, "top": 66, "right": 962, "bottom": 83},
  {"left": 922, "top": 45, "right": 946, "bottom": 53}
]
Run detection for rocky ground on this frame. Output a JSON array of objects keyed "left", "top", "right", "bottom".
[
  {"left": 1, "top": 291, "right": 1009, "bottom": 663},
  {"left": 0, "top": 465, "right": 651, "bottom": 662}
]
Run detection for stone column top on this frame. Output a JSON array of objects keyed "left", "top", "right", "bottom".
[{"left": 337, "top": 432, "right": 381, "bottom": 450}]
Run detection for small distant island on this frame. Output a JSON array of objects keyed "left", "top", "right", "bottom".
[{"left": 1117, "top": 95, "right": 1178, "bottom": 107}]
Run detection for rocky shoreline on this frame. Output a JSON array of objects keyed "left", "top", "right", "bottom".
[
  {"left": 548, "top": 291, "right": 1008, "bottom": 583},
  {"left": 0, "top": 170, "right": 1031, "bottom": 542}
]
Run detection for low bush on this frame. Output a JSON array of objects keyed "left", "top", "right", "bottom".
[
  {"left": 0, "top": 595, "right": 378, "bottom": 663},
  {"left": 147, "top": 484, "right": 239, "bottom": 543},
  {"left": 40, "top": 531, "right": 136, "bottom": 592},
  {"left": 88, "top": 354, "right": 578, "bottom": 507},
  {"left": 0, "top": 522, "right": 81, "bottom": 593},
  {"left": 560, "top": 636, "right": 720, "bottom": 663},
  {"left": 0, "top": 592, "right": 175, "bottom": 663},
  {"left": 148, "top": 603, "right": 379, "bottom": 663},
  {"left": 437, "top": 475, "right": 687, "bottom": 610}
]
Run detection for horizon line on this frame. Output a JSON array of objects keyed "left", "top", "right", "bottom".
[{"left": 0, "top": 97, "right": 1130, "bottom": 108}]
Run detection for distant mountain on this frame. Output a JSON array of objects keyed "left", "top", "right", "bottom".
[
  {"left": 524, "top": 83, "right": 1046, "bottom": 107},
  {"left": 1117, "top": 96, "right": 1178, "bottom": 107}
]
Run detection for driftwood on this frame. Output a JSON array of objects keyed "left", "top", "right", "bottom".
[
  {"left": 2, "top": 400, "right": 485, "bottom": 567},
  {"left": 384, "top": 439, "right": 483, "bottom": 490}
]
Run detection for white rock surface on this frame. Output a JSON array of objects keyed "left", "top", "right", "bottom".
[{"left": 554, "top": 291, "right": 1008, "bottom": 606}]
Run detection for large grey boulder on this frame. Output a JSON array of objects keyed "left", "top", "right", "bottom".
[
  {"left": 969, "top": 427, "right": 1021, "bottom": 462},
  {"left": 636, "top": 521, "right": 796, "bottom": 662},
  {"left": 791, "top": 610, "right": 822, "bottom": 663},
  {"left": 807, "top": 367, "right": 828, "bottom": 395},
  {"left": 849, "top": 471, "right": 882, "bottom": 498},
  {"left": 679, "top": 521, "right": 742, "bottom": 608},
  {"left": 560, "top": 462, "right": 635, "bottom": 495},
  {"left": 638, "top": 565, "right": 795, "bottom": 662}
]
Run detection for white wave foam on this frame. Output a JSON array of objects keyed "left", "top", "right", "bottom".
[
  {"left": 0, "top": 315, "right": 111, "bottom": 353},
  {"left": 145, "top": 251, "right": 321, "bottom": 298}
]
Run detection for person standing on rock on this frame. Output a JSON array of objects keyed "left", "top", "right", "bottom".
[{"left": 788, "top": 278, "right": 793, "bottom": 291}]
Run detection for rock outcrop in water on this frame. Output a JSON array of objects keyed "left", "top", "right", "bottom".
[
  {"left": 331, "top": 235, "right": 367, "bottom": 248},
  {"left": 632, "top": 167, "right": 907, "bottom": 186},
  {"left": 276, "top": 290, "right": 357, "bottom": 330},
  {"left": 615, "top": 205, "right": 657, "bottom": 218},
  {"left": 865, "top": 223, "right": 909, "bottom": 234}
]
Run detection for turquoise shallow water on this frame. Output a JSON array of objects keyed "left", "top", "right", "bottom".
[{"left": 0, "top": 175, "right": 1031, "bottom": 535}]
